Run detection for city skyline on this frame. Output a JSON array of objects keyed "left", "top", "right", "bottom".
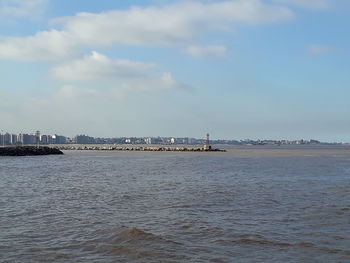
[
  {"left": 1, "top": 0, "right": 350, "bottom": 142},
  {"left": 0, "top": 130, "right": 341, "bottom": 145}
]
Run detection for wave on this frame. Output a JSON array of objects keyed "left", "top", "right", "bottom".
[
  {"left": 234, "top": 238, "right": 292, "bottom": 247},
  {"left": 320, "top": 247, "right": 350, "bottom": 256},
  {"left": 81, "top": 226, "right": 187, "bottom": 261},
  {"left": 106, "top": 227, "right": 160, "bottom": 244}
]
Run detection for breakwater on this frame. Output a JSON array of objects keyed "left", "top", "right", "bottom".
[
  {"left": 0, "top": 146, "right": 63, "bottom": 156},
  {"left": 56, "top": 145, "right": 226, "bottom": 152}
]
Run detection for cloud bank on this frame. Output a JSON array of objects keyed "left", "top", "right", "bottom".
[
  {"left": 53, "top": 51, "right": 155, "bottom": 81},
  {"left": 0, "top": 0, "right": 294, "bottom": 62},
  {"left": 53, "top": 51, "right": 178, "bottom": 91}
]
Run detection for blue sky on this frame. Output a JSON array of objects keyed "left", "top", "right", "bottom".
[{"left": 0, "top": 0, "right": 349, "bottom": 141}]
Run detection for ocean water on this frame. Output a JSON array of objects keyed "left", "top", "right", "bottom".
[{"left": 1, "top": 146, "right": 350, "bottom": 262}]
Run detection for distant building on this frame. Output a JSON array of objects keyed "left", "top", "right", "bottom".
[
  {"left": 76, "top": 135, "right": 95, "bottom": 144},
  {"left": 55, "top": 135, "right": 67, "bottom": 144},
  {"left": 188, "top": 138, "right": 195, "bottom": 145},
  {"left": 19, "top": 134, "right": 36, "bottom": 145},
  {"left": 41, "top": 135, "right": 49, "bottom": 144},
  {"left": 35, "top": 131, "right": 40, "bottom": 146},
  {"left": 4, "top": 133, "right": 12, "bottom": 145},
  {"left": 145, "top": 137, "right": 153, "bottom": 144},
  {"left": 48, "top": 135, "right": 57, "bottom": 144},
  {"left": 181, "top": 137, "right": 189, "bottom": 144},
  {"left": 11, "top": 134, "right": 18, "bottom": 145}
]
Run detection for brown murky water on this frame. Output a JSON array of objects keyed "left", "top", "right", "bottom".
[{"left": 1, "top": 146, "right": 350, "bottom": 262}]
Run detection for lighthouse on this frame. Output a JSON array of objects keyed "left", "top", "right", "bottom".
[{"left": 203, "top": 133, "right": 212, "bottom": 151}]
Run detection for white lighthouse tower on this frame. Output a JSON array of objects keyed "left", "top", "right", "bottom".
[{"left": 203, "top": 133, "right": 211, "bottom": 151}]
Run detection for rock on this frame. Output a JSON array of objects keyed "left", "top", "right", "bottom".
[{"left": 0, "top": 146, "right": 64, "bottom": 156}]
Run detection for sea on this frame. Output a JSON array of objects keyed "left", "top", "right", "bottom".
[{"left": 1, "top": 145, "right": 350, "bottom": 262}]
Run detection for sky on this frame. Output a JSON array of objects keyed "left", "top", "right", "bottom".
[{"left": 0, "top": 0, "right": 349, "bottom": 141}]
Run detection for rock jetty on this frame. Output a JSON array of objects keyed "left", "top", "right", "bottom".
[
  {"left": 57, "top": 145, "right": 226, "bottom": 152},
  {"left": 0, "top": 146, "right": 63, "bottom": 156}
]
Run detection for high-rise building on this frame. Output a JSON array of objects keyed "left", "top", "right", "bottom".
[
  {"left": 76, "top": 135, "right": 95, "bottom": 144},
  {"left": 55, "top": 135, "right": 67, "bottom": 144},
  {"left": 35, "top": 131, "right": 40, "bottom": 146},
  {"left": 20, "top": 134, "right": 36, "bottom": 145},
  {"left": 4, "top": 133, "right": 12, "bottom": 145},
  {"left": 11, "top": 134, "right": 18, "bottom": 145},
  {"left": 41, "top": 135, "right": 49, "bottom": 144},
  {"left": 48, "top": 135, "right": 56, "bottom": 144},
  {"left": 145, "top": 137, "right": 153, "bottom": 144}
]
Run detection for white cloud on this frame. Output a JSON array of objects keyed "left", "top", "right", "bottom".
[
  {"left": 272, "top": 0, "right": 330, "bottom": 10},
  {"left": 185, "top": 45, "right": 228, "bottom": 59},
  {"left": 0, "top": 0, "right": 294, "bottom": 61},
  {"left": 53, "top": 51, "right": 155, "bottom": 81},
  {"left": 53, "top": 51, "right": 180, "bottom": 91},
  {"left": 0, "top": 30, "right": 77, "bottom": 62},
  {"left": 61, "top": 0, "right": 293, "bottom": 45},
  {"left": 307, "top": 44, "right": 337, "bottom": 55},
  {"left": 0, "top": 0, "right": 48, "bottom": 18}
]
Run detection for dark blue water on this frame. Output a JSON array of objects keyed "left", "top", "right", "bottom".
[{"left": 1, "top": 148, "right": 350, "bottom": 262}]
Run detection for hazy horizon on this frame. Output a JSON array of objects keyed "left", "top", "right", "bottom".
[{"left": 0, "top": 130, "right": 347, "bottom": 144}]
